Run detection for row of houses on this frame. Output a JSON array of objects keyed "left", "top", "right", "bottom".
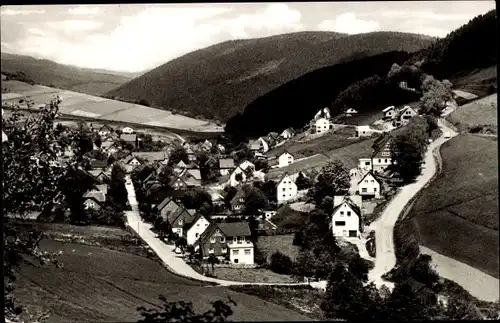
[{"left": 382, "top": 105, "right": 418, "bottom": 127}]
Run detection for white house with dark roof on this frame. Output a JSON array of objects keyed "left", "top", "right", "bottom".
[
  {"left": 280, "top": 128, "right": 295, "bottom": 139},
  {"left": 249, "top": 137, "right": 269, "bottom": 153},
  {"left": 278, "top": 151, "right": 294, "bottom": 168},
  {"left": 383, "top": 106, "right": 397, "bottom": 119},
  {"left": 185, "top": 213, "right": 211, "bottom": 246},
  {"left": 314, "top": 107, "right": 331, "bottom": 120},
  {"left": 83, "top": 197, "right": 104, "bottom": 210},
  {"left": 229, "top": 161, "right": 255, "bottom": 187},
  {"left": 313, "top": 117, "right": 332, "bottom": 134},
  {"left": 276, "top": 173, "right": 298, "bottom": 204},
  {"left": 358, "top": 172, "right": 381, "bottom": 199},
  {"left": 394, "top": 105, "right": 418, "bottom": 127},
  {"left": 122, "top": 127, "right": 134, "bottom": 134},
  {"left": 331, "top": 196, "right": 362, "bottom": 238}
]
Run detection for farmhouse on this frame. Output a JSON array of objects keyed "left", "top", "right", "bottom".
[
  {"left": 249, "top": 137, "right": 269, "bottom": 153},
  {"left": 394, "top": 105, "right": 418, "bottom": 127},
  {"left": 229, "top": 161, "right": 255, "bottom": 187},
  {"left": 185, "top": 213, "right": 211, "bottom": 246},
  {"left": 382, "top": 106, "right": 397, "bottom": 119},
  {"left": 122, "top": 127, "right": 134, "bottom": 134},
  {"left": 278, "top": 151, "right": 294, "bottom": 168},
  {"left": 219, "top": 158, "right": 235, "bottom": 176},
  {"left": 280, "top": 127, "right": 295, "bottom": 139},
  {"left": 331, "top": 196, "right": 361, "bottom": 238},
  {"left": 313, "top": 117, "right": 332, "bottom": 134},
  {"left": 98, "top": 124, "right": 113, "bottom": 136},
  {"left": 358, "top": 172, "right": 382, "bottom": 199},
  {"left": 83, "top": 197, "right": 103, "bottom": 210},
  {"left": 195, "top": 222, "right": 254, "bottom": 265},
  {"left": 276, "top": 173, "right": 298, "bottom": 204}
]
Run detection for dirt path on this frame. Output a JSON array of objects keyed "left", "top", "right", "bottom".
[
  {"left": 367, "top": 119, "right": 458, "bottom": 290},
  {"left": 124, "top": 180, "right": 310, "bottom": 288},
  {"left": 420, "top": 246, "right": 499, "bottom": 302}
]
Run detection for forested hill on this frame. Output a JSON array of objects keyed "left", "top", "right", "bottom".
[
  {"left": 224, "top": 51, "right": 420, "bottom": 138},
  {"left": 407, "top": 9, "right": 496, "bottom": 79},
  {"left": 105, "top": 31, "right": 435, "bottom": 122}
]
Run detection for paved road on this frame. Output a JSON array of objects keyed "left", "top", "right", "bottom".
[
  {"left": 124, "top": 180, "right": 309, "bottom": 287},
  {"left": 367, "top": 119, "right": 458, "bottom": 289}
]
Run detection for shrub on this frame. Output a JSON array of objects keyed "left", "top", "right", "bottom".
[{"left": 269, "top": 251, "right": 294, "bottom": 275}]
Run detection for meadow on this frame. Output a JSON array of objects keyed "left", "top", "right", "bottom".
[
  {"left": 1, "top": 80, "right": 223, "bottom": 133},
  {"left": 256, "top": 234, "right": 301, "bottom": 263},
  {"left": 447, "top": 94, "right": 497, "bottom": 133},
  {"left": 12, "top": 222, "right": 312, "bottom": 323},
  {"left": 407, "top": 134, "right": 499, "bottom": 278}
]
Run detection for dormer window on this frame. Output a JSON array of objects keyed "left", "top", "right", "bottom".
[{"left": 178, "top": 219, "right": 183, "bottom": 225}]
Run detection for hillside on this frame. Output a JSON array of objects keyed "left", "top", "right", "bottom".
[
  {"left": 225, "top": 51, "right": 421, "bottom": 137},
  {"left": 105, "top": 31, "right": 435, "bottom": 122},
  {"left": 407, "top": 9, "right": 497, "bottom": 94},
  {"left": 1, "top": 52, "right": 132, "bottom": 96}
]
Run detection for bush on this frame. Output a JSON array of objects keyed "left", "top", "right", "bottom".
[{"left": 269, "top": 251, "right": 294, "bottom": 275}]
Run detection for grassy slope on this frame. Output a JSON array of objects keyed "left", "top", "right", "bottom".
[
  {"left": 106, "top": 31, "right": 434, "bottom": 122},
  {"left": 408, "top": 134, "right": 499, "bottom": 278},
  {"left": 447, "top": 94, "right": 497, "bottom": 132},
  {"left": 13, "top": 223, "right": 311, "bottom": 322},
  {"left": 1, "top": 53, "right": 131, "bottom": 96}
]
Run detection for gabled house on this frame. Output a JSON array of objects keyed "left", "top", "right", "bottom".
[
  {"left": 83, "top": 189, "right": 106, "bottom": 204},
  {"left": 127, "top": 156, "right": 143, "bottom": 166},
  {"left": 88, "top": 170, "right": 110, "bottom": 183},
  {"left": 345, "top": 108, "right": 358, "bottom": 115},
  {"left": 83, "top": 197, "right": 104, "bottom": 210},
  {"left": 216, "top": 144, "right": 226, "bottom": 154},
  {"left": 170, "top": 175, "right": 188, "bottom": 190},
  {"left": 382, "top": 106, "right": 397, "bottom": 119},
  {"left": 331, "top": 196, "right": 362, "bottom": 238},
  {"left": 121, "top": 134, "right": 138, "bottom": 146},
  {"left": 278, "top": 151, "right": 294, "bottom": 168},
  {"left": 358, "top": 172, "right": 382, "bottom": 199},
  {"left": 201, "top": 140, "right": 213, "bottom": 152},
  {"left": 122, "top": 127, "right": 134, "bottom": 134},
  {"left": 229, "top": 161, "right": 255, "bottom": 187},
  {"left": 276, "top": 173, "right": 298, "bottom": 204},
  {"left": 185, "top": 146, "right": 197, "bottom": 162},
  {"left": 280, "top": 128, "right": 295, "bottom": 139},
  {"left": 249, "top": 137, "right": 269, "bottom": 153},
  {"left": 154, "top": 197, "right": 182, "bottom": 221},
  {"left": 195, "top": 222, "right": 254, "bottom": 265},
  {"left": 90, "top": 159, "right": 108, "bottom": 170},
  {"left": 185, "top": 213, "right": 211, "bottom": 246},
  {"left": 169, "top": 208, "right": 196, "bottom": 237},
  {"left": 312, "top": 117, "right": 332, "bottom": 134},
  {"left": 371, "top": 134, "right": 394, "bottom": 173},
  {"left": 187, "top": 169, "right": 202, "bottom": 183},
  {"left": 314, "top": 107, "right": 331, "bottom": 120},
  {"left": 394, "top": 105, "right": 418, "bottom": 127},
  {"left": 101, "top": 140, "right": 115, "bottom": 150},
  {"left": 182, "top": 172, "right": 202, "bottom": 188},
  {"left": 98, "top": 125, "right": 113, "bottom": 137},
  {"left": 230, "top": 188, "right": 246, "bottom": 213}
]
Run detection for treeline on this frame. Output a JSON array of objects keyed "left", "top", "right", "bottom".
[
  {"left": 2, "top": 71, "right": 35, "bottom": 85},
  {"left": 225, "top": 51, "right": 414, "bottom": 138},
  {"left": 407, "top": 9, "right": 496, "bottom": 79}
]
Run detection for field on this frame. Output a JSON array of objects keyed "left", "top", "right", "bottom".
[
  {"left": 196, "top": 267, "right": 299, "bottom": 284},
  {"left": 451, "top": 66, "right": 497, "bottom": 97},
  {"left": 256, "top": 234, "right": 301, "bottom": 263},
  {"left": 267, "top": 131, "right": 363, "bottom": 159},
  {"left": 1, "top": 80, "right": 223, "bottom": 134},
  {"left": 338, "top": 110, "right": 384, "bottom": 126},
  {"left": 447, "top": 94, "right": 497, "bottom": 133},
  {"left": 407, "top": 134, "right": 499, "bottom": 278},
  {"left": 11, "top": 222, "right": 312, "bottom": 322}
]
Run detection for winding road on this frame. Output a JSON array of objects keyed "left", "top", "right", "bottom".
[
  {"left": 367, "top": 119, "right": 458, "bottom": 289},
  {"left": 124, "top": 182, "right": 309, "bottom": 287}
]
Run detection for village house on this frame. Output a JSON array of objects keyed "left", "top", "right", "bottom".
[
  {"left": 185, "top": 146, "right": 197, "bottom": 162},
  {"left": 121, "top": 134, "right": 138, "bottom": 147},
  {"left": 394, "top": 105, "right": 418, "bottom": 127},
  {"left": 216, "top": 144, "right": 226, "bottom": 154},
  {"left": 355, "top": 125, "right": 376, "bottom": 138},
  {"left": 230, "top": 188, "right": 246, "bottom": 214},
  {"left": 382, "top": 106, "right": 397, "bottom": 119},
  {"left": 276, "top": 173, "right": 298, "bottom": 204},
  {"left": 249, "top": 137, "right": 269, "bottom": 153},
  {"left": 168, "top": 208, "right": 196, "bottom": 237},
  {"left": 131, "top": 152, "right": 169, "bottom": 165},
  {"left": 345, "top": 108, "right": 358, "bottom": 116},
  {"left": 313, "top": 117, "right": 332, "bottom": 134},
  {"left": 331, "top": 196, "right": 362, "bottom": 238},
  {"left": 278, "top": 151, "right": 294, "bottom": 168},
  {"left": 314, "top": 107, "right": 331, "bottom": 119},
  {"left": 280, "top": 127, "right": 295, "bottom": 140},
  {"left": 126, "top": 156, "right": 143, "bottom": 166},
  {"left": 88, "top": 170, "right": 110, "bottom": 183},
  {"left": 371, "top": 134, "right": 394, "bottom": 173},
  {"left": 98, "top": 125, "right": 113, "bottom": 137},
  {"left": 154, "top": 197, "right": 183, "bottom": 222},
  {"left": 229, "top": 161, "right": 255, "bottom": 187},
  {"left": 83, "top": 197, "right": 104, "bottom": 210},
  {"left": 170, "top": 175, "right": 188, "bottom": 190},
  {"left": 122, "top": 127, "right": 134, "bottom": 134},
  {"left": 90, "top": 159, "right": 108, "bottom": 170},
  {"left": 185, "top": 213, "right": 211, "bottom": 246},
  {"left": 267, "top": 132, "right": 280, "bottom": 145},
  {"left": 219, "top": 158, "right": 235, "bottom": 176},
  {"left": 195, "top": 222, "right": 254, "bottom": 265},
  {"left": 358, "top": 172, "right": 382, "bottom": 199}
]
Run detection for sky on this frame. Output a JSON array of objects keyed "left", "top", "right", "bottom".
[{"left": 1, "top": 2, "right": 495, "bottom": 73}]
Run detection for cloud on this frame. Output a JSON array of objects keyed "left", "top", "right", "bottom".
[
  {"left": 318, "top": 12, "right": 379, "bottom": 34},
  {"left": 1, "top": 8, "right": 45, "bottom": 16},
  {"left": 68, "top": 6, "right": 101, "bottom": 15},
  {"left": 46, "top": 20, "right": 103, "bottom": 32},
  {"left": 380, "top": 10, "right": 472, "bottom": 21}
]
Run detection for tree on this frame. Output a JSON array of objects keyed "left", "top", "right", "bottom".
[
  {"left": 108, "top": 163, "right": 128, "bottom": 210},
  {"left": 254, "top": 159, "right": 269, "bottom": 172},
  {"left": 3, "top": 99, "right": 84, "bottom": 322},
  {"left": 295, "top": 172, "right": 312, "bottom": 190},
  {"left": 182, "top": 188, "right": 212, "bottom": 211},
  {"left": 255, "top": 180, "right": 277, "bottom": 204},
  {"left": 197, "top": 151, "right": 220, "bottom": 182},
  {"left": 269, "top": 251, "right": 293, "bottom": 275},
  {"left": 423, "top": 114, "right": 438, "bottom": 137},
  {"left": 390, "top": 128, "right": 428, "bottom": 183},
  {"left": 207, "top": 254, "right": 219, "bottom": 276},
  {"left": 307, "top": 160, "right": 350, "bottom": 205},
  {"left": 242, "top": 185, "right": 269, "bottom": 215},
  {"left": 223, "top": 186, "right": 238, "bottom": 208},
  {"left": 175, "top": 236, "right": 188, "bottom": 254},
  {"left": 157, "top": 166, "right": 174, "bottom": 187},
  {"left": 137, "top": 295, "right": 236, "bottom": 323},
  {"left": 418, "top": 75, "right": 454, "bottom": 117},
  {"left": 168, "top": 145, "right": 189, "bottom": 166}
]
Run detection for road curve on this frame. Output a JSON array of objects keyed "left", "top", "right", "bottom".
[
  {"left": 124, "top": 182, "right": 309, "bottom": 287},
  {"left": 367, "top": 119, "right": 458, "bottom": 289}
]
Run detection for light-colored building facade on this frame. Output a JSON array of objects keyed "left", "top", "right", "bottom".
[
  {"left": 278, "top": 151, "right": 294, "bottom": 168},
  {"left": 276, "top": 173, "right": 298, "bottom": 204}
]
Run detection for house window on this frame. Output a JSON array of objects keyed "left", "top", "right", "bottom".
[
  {"left": 340, "top": 211, "right": 344, "bottom": 215},
  {"left": 195, "top": 233, "right": 199, "bottom": 238},
  {"left": 335, "top": 221, "right": 346, "bottom": 226},
  {"left": 282, "top": 194, "right": 285, "bottom": 198},
  {"left": 347, "top": 211, "right": 351, "bottom": 216},
  {"left": 282, "top": 188, "right": 286, "bottom": 192},
  {"left": 362, "top": 188, "right": 368, "bottom": 192},
  {"left": 365, "top": 162, "right": 370, "bottom": 166},
  {"left": 371, "top": 180, "right": 374, "bottom": 183},
  {"left": 210, "top": 237, "right": 215, "bottom": 243},
  {"left": 220, "top": 237, "right": 225, "bottom": 243},
  {"left": 378, "top": 159, "right": 381, "bottom": 163},
  {"left": 222, "top": 248, "right": 227, "bottom": 253},
  {"left": 233, "top": 237, "right": 237, "bottom": 243},
  {"left": 244, "top": 249, "right": 251, "bottom": 255},
  {"left": 208, "top": 248, "right": 214, "bottom": 254},
  {"left": 237, "top": 236, "right": 244, "bottom": 244},
  {"left": 385, "top": 159, "right": 388, "bottom": 163},
  {"left": 232, "top": 249, "right": 239, "bottom": 255},
  {"left": 178, "top": 219, "right": 183, "bottom": 225},
  {"left": 364, "top": 180, "right": 368, "bottom": 183}
]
